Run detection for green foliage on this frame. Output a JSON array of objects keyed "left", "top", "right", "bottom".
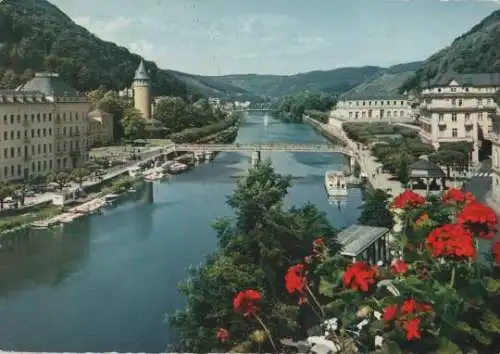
[
  {"left": 400, "top": 9, "right": 500, "bottom": 92},
  {"left": 0, "top": 0, "right": 194, "bottom": 97},
  {"left": 154, "top": 97, "right": 227, "bottom": 134},
  {"left": 93, "top": 90, "right": 131, "bottom": 140},
  {"left": 121, "top": 108, "right": 146, "bottom": 141},
  {"left": 358, "top": 189, "right": 394, "bottom": 228},
  {"left": 271, "top": 92, "right": 336, "bottom": 122},
  {"left": 48, "top": 170, "right": 71, "bottom": 190},
  {"left": 169, "top": 161, "right": 340, "bottom": 352},
  {"left": 168, "top": 114, "right": 240, "bottom": 143},
  {"left": 70, "top": 168, "right": 90, "bottom": 187}
]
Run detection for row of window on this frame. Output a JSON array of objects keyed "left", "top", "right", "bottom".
[
  {"left": 1, "top": 141, "right": 88, "bottom": 160},
  {"left": 435, "top": 112, "right": 488, "bottom": 122},
  {"left": 1, "top": 111, "right": 87, "bottom": 125},
  {"left": 0, "top": 125, "right": 90, "bottom": 141},
  {"left": 345, "top": 100, "right": 407, "bottom": 107},
  {"left": 348, "top": 110, "right": 406, "bottom": 119},
  {"left": 425, "top": 98, "right": 494, "bottom": 106}
]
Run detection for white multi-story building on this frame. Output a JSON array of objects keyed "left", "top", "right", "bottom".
[
  {"left": 418, "top": 73, "right": 500, "bottom": 164},
  {"left": 208, "top": 97, "right": 221, "bottom": 108},
  {"left": 330, "top": 93, "right": 413, "bottom": 122},
  {"left": 0, "top": 72, "right": 114, "bottom": 182}
]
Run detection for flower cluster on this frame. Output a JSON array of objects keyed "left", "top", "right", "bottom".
[
  {"left": 442, "top": 188, "right": 474, "bottom": 206},
  {"left": 233, "top": 289, "right": 262, "bottom": 317},
  {"left": 391, "top": 190, "right": 426, "bottom": 209},
  {"left": 426, "top": 223, "right": 475, "bottom": 259},
  {"left": 285, "top": 264, "right": 307, "bottom": 304},
  {"left": 383, "top": 299, "right": 433, "bottom": 340},
  {"left": 342, "top": 261, "right": 377, "bottom": 292},
  {"left": 457, "top": 201, "right": 497, "bottom": 239}
]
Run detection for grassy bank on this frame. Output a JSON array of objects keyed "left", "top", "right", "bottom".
[{"left": 168, "top": 114, "right": 240, "bottom": 143}]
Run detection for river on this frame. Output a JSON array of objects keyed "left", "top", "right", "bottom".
[{"left": 0, "top": 113, "right": 363, "bottom": 353}]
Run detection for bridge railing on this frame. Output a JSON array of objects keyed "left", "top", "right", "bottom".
[{"left": 169, "top": 143, "right": 354, "bottom": 154}]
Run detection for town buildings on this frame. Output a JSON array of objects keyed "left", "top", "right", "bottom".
[
  {"left": 418, "top": 73, "right": 500, "bottom": 164},
  {"left": 0, "top": 72, "right": 114, "bottom": 182},
  {"left": 330, "top": 93, "right": 414, "bottom": 122}
]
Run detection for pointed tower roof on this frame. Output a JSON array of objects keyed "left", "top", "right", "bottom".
[{"left": 134, "top": 60, "right": 149, "bottom": 80}]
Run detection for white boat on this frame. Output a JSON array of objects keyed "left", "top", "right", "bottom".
[
  {"left": 128, "top": 166, "right": 144, "bottom": 178},
  {"left": 194, "top": 151, "right": 205, "bottom": 161},
  {"left": 169, "top": 162, "right": 188, "bottom": 174},
  {"left": 144, "top": 170, "right": 166, "bottom": 181},
  {"left": 160, "top": 161, "right": 174, "bottom": 172},
  {"left": 104, "top": 193, "right": 119, "bottom": 201},
  {"left": 325, "top": 171, "right": 348, "bottom": 196}
]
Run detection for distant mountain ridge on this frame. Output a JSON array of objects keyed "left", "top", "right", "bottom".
[{"left": 205, "top": 61, "right": 424, "bottom": 98}]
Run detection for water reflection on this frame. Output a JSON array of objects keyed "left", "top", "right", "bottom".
[{"left": 0, "top": 218, "right": 91, "bottom": 296}]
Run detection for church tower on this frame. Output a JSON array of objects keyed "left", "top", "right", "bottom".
[{"left": 133, "top": 59, "right": 151, "bottom": 119}]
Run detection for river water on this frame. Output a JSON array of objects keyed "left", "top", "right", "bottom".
[{"left": 0, "top": 114, "right": 363, "bottom": 353}]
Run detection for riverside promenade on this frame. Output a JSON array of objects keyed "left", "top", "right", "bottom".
[{"left": 304, "top": 116, "right": 404, "bottom": 197}]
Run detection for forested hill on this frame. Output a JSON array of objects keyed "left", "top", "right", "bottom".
[
  {"left": 401, "top": 9, "right": 500, "bottom": 92},
  {"left": 208, "top": 62, "right": 424, "bottom": 98},
  {"left": 0, "top": 0, "right": 249, "bottom": 99}
]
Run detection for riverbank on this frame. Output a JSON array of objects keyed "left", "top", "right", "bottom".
[
  {"left": 0, "top": 174, "right": 136, "bottom": 235},
  {"left": 303, "top": 116, "right": 404, "bottom": 196}
]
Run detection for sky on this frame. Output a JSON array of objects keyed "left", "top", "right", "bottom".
[{"left": 48, "top": 0, "right": 500, "bottom": 76}]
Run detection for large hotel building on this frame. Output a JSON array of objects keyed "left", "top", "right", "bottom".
[
  {"left": 418, "top": 73, "right": 500, "bottom": 164},
  {"left": 0, "top": 72, "right": 114, "bottom": 183}
]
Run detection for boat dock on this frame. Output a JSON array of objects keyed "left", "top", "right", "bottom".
[{"left": 31, "top": 198, "right": 107, "bottom": 228}]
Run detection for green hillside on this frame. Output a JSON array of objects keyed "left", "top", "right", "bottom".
[
  {"left": 208, "top": 62, "right": 423, "bottom": 98},
  {"left": 0, "top": 0, "right": 245, "bottom": 99},
  {"left": 401, "top": 9, "right": 500, "bottom": 92}
]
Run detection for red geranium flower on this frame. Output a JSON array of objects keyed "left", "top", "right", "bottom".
[
  {"left": 285, "top": 264, "right": 307, "bottom": 294},
  {"left": 492, "top": 242, "right": 500, "bottom": 265},
  {"left": 391, "top": 190, "right": 426, "bottom": 209},
  {"left": 233, "top": 289, "right": 262, "bottom": 317},
  {"left": 342, "top": 261, "right": 377, "bottom": 292},
  {"left": 426, "top": 224, "right": 476, "bottom": 259},
  {"left": 391, "top": 259, "right": 409, "bottom": 275},
  {"left": 457, "top": 202, "right": 498, "bottom": 239},
  {"left": 442, "top": 188, "right": 475, "bottom": 206},
  {"left": 403, "top": 318, "right": 422, "bottom": 340},
  {"left": 383, "top": 304, "right": 398, "bottom": 322},
  {"left": 401, "top": 299, "right": 433, "bottom": 315},
  {"left": 216, "top": 328, "right": 230, "bottom": 343},
  {"left": 312, "top": 238, "right": 325, "bottom": 255}
]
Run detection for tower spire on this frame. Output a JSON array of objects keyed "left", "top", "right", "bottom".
[{"left": 134, "top": 59, "right": 149, "bottom": 81}]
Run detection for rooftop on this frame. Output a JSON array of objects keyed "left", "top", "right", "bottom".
[
  {"left": 409, "top": 159, "right": 445, "bottom": 178},
  {"left": 339, "top": 92, "right": 408, "bottom": 101},
  {"left": 17, "top": 72, "right": 85, "bottom": 98},
  {"left": 427, "top": 72, "right": 500, "bottom": 88},
  {"left": 134, "top": 60, "right": 149, "bottom": 81},
  {"left": 337, "top": 225, "right": 389, "bottom": 257}
]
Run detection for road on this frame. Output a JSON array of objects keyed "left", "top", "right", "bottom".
[{"left": 463, "top": 159, "right": 492, "bottom": 202}]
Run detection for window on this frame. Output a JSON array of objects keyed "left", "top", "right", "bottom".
[
  {"left": 452, "top": 99, "right": 456, "bottom": 106},
  {"left": 451, "top": 88, "right": 457, "bottom": 93},
  {"left": 465, "top": 113, "right": 470, "bottom": 121},
  {"left": 452, "top": 128, "right": 458, "bottom": 138},
  {"left": 452, "top": 113, "right": 457, "bottom": 122},
  {"left": 439, "top": 114, "right": 444, "bottom": 121},
  {"left": 458, "top": 99, "right": 463, "bottom": 106}
]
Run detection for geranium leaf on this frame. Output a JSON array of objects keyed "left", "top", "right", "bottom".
[
  {"left": 318, "top": 278, "right": 335, "bottom": 297},
  {"left": 436, "top": 339, "right": 462, "bottom": 354}
]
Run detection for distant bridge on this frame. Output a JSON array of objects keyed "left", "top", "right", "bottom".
[
  {"left": 234, "top": 108, "right": 272, "bottom": 112},
  {"left": 171, "top": 143, "right": 355, "bottom": 156}
]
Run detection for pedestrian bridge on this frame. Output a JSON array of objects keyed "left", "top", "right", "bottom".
[{"left": 172, "top": 143, "right": 355, "bottom": 156}]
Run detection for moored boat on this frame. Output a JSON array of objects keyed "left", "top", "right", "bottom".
[
  {"left": 168, "top": 162, "right": 188, "bottom": 174},
  {"left": 324, "top": 171, "right": 348, "bottom": 197}
]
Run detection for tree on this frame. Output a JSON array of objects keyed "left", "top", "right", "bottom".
[
  {"left": 87, "top": 86, "right": 106, "bottom": 106},
  {"left": 121, "top": 108, "right": 146, "bottom": 142},
  {"left": 0, "top": 183, "right": 14, "bottom": 211},
  {"left": 429, "top": 149, "right": 467, "bottom": 177},
  {"left": 48, "top": 171, "right": 71, "bottom": 190},
  {"left": 70, "top": 168, "right": 90, "bottom": 188},
  {"left": 398, "top": 158, "right": 410, "bottom": 185},
  {"left": 169, "top": 160, "right": 340, "bottom": 352},
  {"left": 358, "top": 189, "right": 394, "bottom": 228},
  {"left": 153, "top": 96, "right": 187, "bottom": 132},
  {"left": 97, "top": 91, "right": 130, "bottom": 140}
]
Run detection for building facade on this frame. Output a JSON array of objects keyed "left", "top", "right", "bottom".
[
  {"left": 132, "top": 60, "right": 151, "bottom": 119},
  {"left": 418, "top": 73, "right": 500, "bottom": 164},
  {"left": 0, "top": 72, "right": 113, "bottom": 182},
  {"left": 87, "top": 109, "right": 115, "bottom": 147},
  {"left": 330, "top": 94, "right": 413, "bottom": 122}
]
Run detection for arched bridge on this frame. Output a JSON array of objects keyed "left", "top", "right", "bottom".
[
  {"left": 171, "top": 143, "right": 355, "bottom": 156},
  {"left": 234, "top": 108, "right": 272, "bottom": 112}
]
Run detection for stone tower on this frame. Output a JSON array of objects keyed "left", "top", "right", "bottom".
[{"left": 133, "top": 59, "right": 151, "bottom": 119}]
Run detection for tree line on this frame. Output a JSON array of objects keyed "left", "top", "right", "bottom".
[{"left": 270, "top": 92, "right": 336, "bottom": 123}]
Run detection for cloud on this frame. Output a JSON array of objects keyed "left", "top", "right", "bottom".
[{"left": 73, "top": 16, "right": 135, "bottom": 41}]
